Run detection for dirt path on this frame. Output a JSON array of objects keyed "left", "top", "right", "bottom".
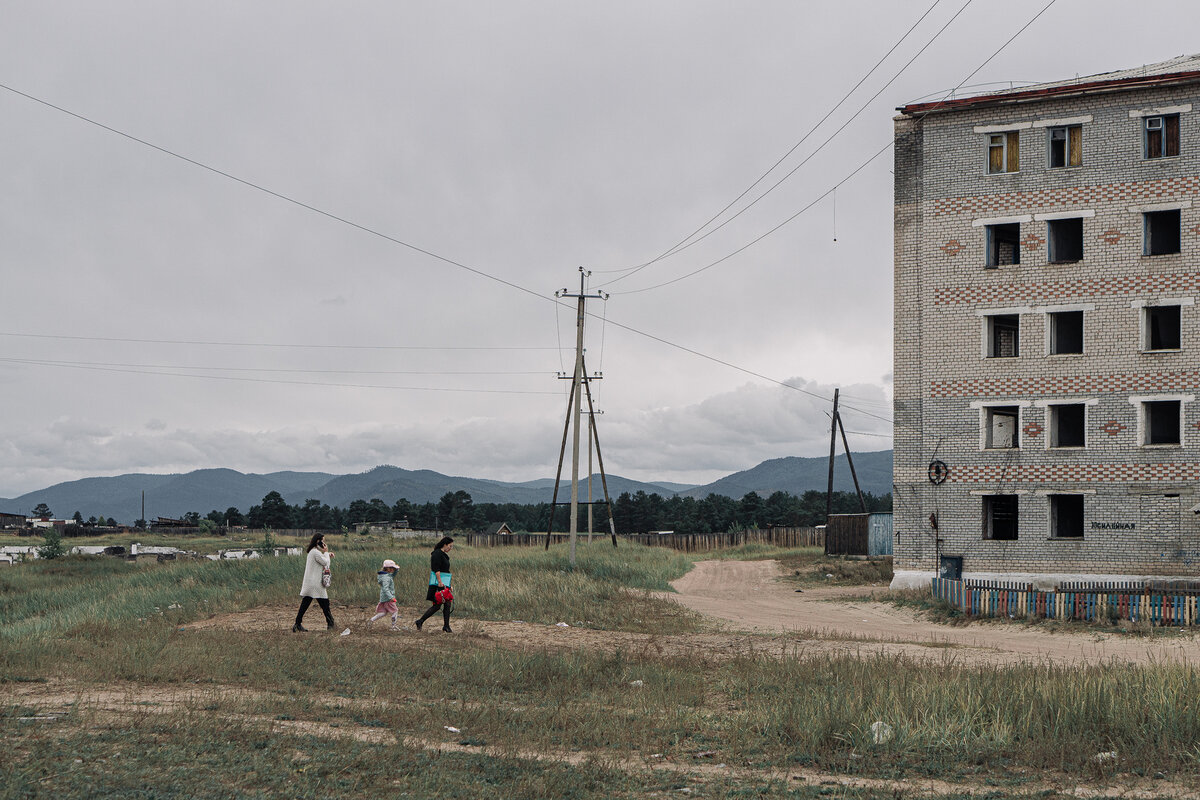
[
  {"left": 11, "top": 678, "right": 1199, "bottom": 799},
  {"left": 665, "top": 560, "right": 1200, "bottom": 666}
]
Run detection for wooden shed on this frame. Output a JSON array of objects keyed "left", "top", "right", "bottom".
[{"left": 825, "top": 512, "right": 893, "bottom": 557}]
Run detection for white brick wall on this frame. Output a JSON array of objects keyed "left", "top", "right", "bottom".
[{"left": 894, "top": 80, "right": 1200, "bottom": 586}]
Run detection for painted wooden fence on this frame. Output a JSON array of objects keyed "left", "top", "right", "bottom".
[{"left": 932, "top": 578, "right": 1200, "bottom": 626}]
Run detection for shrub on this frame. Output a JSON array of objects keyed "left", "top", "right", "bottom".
[{"left": 36, "top": 527, "right": 67, "bottom": 560}]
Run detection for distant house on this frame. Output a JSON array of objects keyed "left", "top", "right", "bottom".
[
  {"left": 149, "top": 517, "right": 191, "bottom": 528},
  {"left": 0, "top": 512, "right": 25, "bottom": 529},
  {"left": 483, "top": 522, "right": 513, "bottom": 536},
  {"left": 356, "top": 519, "right": 413, "bottom": 535}
]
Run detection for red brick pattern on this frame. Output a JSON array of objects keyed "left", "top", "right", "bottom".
[
  {"left": 934, "top": 272, "right": 1200, "bottom": 306},
  {"left": 1023, "top": 422, "right": 1043, "bottom": 437},
  {"left": 953, "top": 463, "right": 1200, "bottom": 483},
  {"left": 931, "top": 370, "right": 1200, "bottom": 397},
  {"left": 1099, "top": 228, "right": 1124, "bottom": 244},
  {"left": 1100, "top": 420, "right": 1127, "bottom": 436},
  {"left": 1021, "top": 232, "right": 1045, "bottom": 249},
  {"left": 932, "top": 175, "right": 1200, "bottom": 216},
  {"left": 940, "top": 239, "right": 963, "bottom": 255}
]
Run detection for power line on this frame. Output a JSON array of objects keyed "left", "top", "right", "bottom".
[
  {"left": 1, "top": 82, "right": 886, "bottom": 419},
  {"left": 606, "top": 0, "right": 1057, "bottom": 298},
  {"left": 599, "top": 0, "right": 967, "bottom": 290},
  {"left": 0, "top": 82, "right": 554, "bottom": 308},
  {"left": 0, "top": 358, "right": 560, "bottom": 395},
  {"left": 0, "top": 356, "right": 551, "bottom": 376},
  {"left": 0, "top": 330, "right": 564, "bottom": 351}
]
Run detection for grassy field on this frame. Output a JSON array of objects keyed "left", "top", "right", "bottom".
[{"left": 4, "top": 541, "right": 1200, "bottom": 798}]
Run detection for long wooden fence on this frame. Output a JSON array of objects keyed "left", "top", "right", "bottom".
[
  {"left": 454, "top": 526, "right": 822, "bottom": 552},
  {"left": 932, "top": 578, "right": 1200, "bottom": 626}
]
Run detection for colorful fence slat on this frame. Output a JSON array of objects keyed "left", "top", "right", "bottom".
[{"left": 931, "top": 578, "right": 1200, "bottom": 627}]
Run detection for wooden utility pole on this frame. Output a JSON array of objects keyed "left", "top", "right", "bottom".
[
  {"left": 825, "top": 387, "right": 868, "bottom": 522},
  {"left": 825, "top": 388, "right": 839, "bottom": 522},
  {"left": 545, "top": 268, "right": 615, "bottom": 565}
]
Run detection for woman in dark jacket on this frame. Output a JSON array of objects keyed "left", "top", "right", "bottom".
[{"left": 415, "top": 536, "right": 454, "bottom": 632}]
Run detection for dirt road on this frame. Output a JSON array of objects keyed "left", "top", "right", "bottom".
[{"left": 665, "top": 559, "right": 1200, "bottom": 666}]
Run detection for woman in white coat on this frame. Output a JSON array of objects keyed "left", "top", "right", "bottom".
[{"left": 293, "top": 532, "right": 336, "bottom": 632}]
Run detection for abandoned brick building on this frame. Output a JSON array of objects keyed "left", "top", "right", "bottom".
[{"left": 892, "top": 55, "right": 1200, "bottom": 589}]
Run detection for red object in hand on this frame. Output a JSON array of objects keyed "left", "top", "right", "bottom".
[{"left": 434, "top": 587, "right": 454, "bottom": 604}]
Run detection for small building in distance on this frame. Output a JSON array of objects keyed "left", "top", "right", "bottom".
[
  {"left": 893, "top": 55, "right": 1200, "bottom": 589},
  {"left": 483, "top": 522, "right": 514, "bottom": 536},
  {"left": 0, "top": 512, "right": 26, "bottom": 529}
]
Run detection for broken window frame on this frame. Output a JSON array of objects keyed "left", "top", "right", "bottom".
[
  {"left": 987, "top": 130, "right": 1020, "bottom": 174},
  {"left": 1047, "top": 124, "right": 1083, "bottom": 168},
  {"left": 1049, "top": 310, "right": 1084, "bottom": 355},
  {"left": 984, "top": 406, "right": 1021, "bottom": 449},
  {"left": 1047, "top": 217, "right": 1084, "bottom": 264},
  {"left": 1048, "top": 403, "right": 1086, "bottom": 448},
  {"left": 1143, "top": 304, "right": 1182, "bottom": 351},
  {"left": 982, "top": 495, "right": 1019, "bottom": 541},
  {"left": 985, "top": 314, "right": 1020, "bottom": 358},
  {"left": 985, "top": 223, "right": 1021, "bottom": 268},
  {"left": 1049, "top": 494, "right": 1085, "bottom": 539},
  {"left": 1144, "top": 114, "right": 1180, "bottom": 159},
  {"left": 1143, "top": 209, "right": 1182, "bottom": 256}
]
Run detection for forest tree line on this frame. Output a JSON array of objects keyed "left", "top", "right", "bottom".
[{"left": 174, "top": 487, "right": 892, "bottom": 535}]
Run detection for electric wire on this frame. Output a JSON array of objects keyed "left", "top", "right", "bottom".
[
  {"left": 0, "top": 82, "right": 554, "bottom": 309},
  {"left": 1, "top": 82, "right": 890, "bottom": 419},
  {"left": 4, "top": 0, "right": 1059, "bottom": 428},
  {"left": 1, "top": 358, "right": 561, "bottom": 395},
  {"left": 0, "top": 331, "right": 564, "bottom": 351},
  {"left": 598, "top": 0, "right": 952, "bottom": 287},
  {"left": 0, "top": 357, "right": 551, "bottom": 376},
  {"left": 607, "top": 0, "right": 1056, "bottom": 298}
]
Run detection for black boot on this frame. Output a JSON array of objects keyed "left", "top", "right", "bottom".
[{"left": 292, "top": 623, "right": 307, "bottom": 632}]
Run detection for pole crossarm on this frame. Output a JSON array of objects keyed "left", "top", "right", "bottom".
[{"left": 546, "top": 268, "right": 618, "bottom": 564}]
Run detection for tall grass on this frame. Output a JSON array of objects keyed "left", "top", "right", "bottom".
[
  {"left": 0, "top": 541, "right": 698, "bottom": 645},
  {"left": 6, "top": 541, "right": 1200, "bottom": 788}
]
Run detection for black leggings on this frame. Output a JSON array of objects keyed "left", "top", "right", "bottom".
[
  {"left": 295, "top": 596, "right": 335, "bottom": 628},
  {"left": 418, "top": 599, "right": 453, "bottom": 629}
]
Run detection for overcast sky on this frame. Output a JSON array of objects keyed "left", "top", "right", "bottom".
[{"left": 1, "top": 1, "right": 1197, "bottom": 497}]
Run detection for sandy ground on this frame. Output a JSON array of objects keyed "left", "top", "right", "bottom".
[
  {"left": 662, "top": 559, "right": 1200, "bottom": 666},
  {"left": 176, "top": 559, "right": 1200, "bottom": 666}
]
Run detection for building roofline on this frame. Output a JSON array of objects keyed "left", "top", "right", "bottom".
[{"left": 899, "top": 70, "right": 1200, "bottom": 117}]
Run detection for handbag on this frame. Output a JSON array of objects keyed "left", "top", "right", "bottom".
[
  {"left": 434, "top": 586, "right": 454, "bottom": 604},
  {"left": 321, "top": 568, "right": 331, "bottom": 588}
]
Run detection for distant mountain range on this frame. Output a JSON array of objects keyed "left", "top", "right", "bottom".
[{"left": 0, "top": 450, "right": 892, "bottom": 524}]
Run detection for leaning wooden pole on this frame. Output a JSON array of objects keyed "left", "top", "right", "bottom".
[
  {"left": 581, "top": 360, "right": 618, "bottom": 547},
  {"left": 836, "top": 411, "right": 868, "bottom": 513},
  {"left": 824, "top": 388, "right": 840, "bottom": 529},
  {"left": 546, "top": 381, "right": 577, "bottom": 550}
]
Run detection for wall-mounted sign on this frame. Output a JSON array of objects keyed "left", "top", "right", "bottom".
[{"left": 1091, "top": 522, "right": 1135, "bottom": 530}]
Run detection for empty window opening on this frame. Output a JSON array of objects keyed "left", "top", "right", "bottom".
[
  {"left": 1049, "top": 403, "right": 1086, "bottom": 448},
  {"left": 1048, "top": 125, "right": 1082, "bottom": 167},
  {"left": 1144, "top": 400, "right": 1181, "bottom": 445},
  {"left": 986, "top": 223, "right": 1021, "bottom": 268},
  {"left": 1050, "top": 495, "right": 1084, "bottom": 539},
  {"left": 1144, "top": 209, "right": 1181, "bottom": 255},
  {"left": 983, "top": 495, "right": 1019, "bottom": 540},
  {"left": 986, "top": 314, "right": 1020, "bottom": 358},
  {"left": 988, "top": 131, "right": 1020, "bottom": 174},
  {"left": 1050, "top": 310, "right": 1084, "bottom": 354},
  {"left": 1145, "top": 114, "right": 1180, "bottom": 159},
  {"left": 1047, "top": 217, "right": 1084, "bottom": 263},
  {"left": 986, "top": 406, "right": 1020, "bottom": 449},
  {"left": 1144, "top": 305, "right": 1181, "bottom": 351}
]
